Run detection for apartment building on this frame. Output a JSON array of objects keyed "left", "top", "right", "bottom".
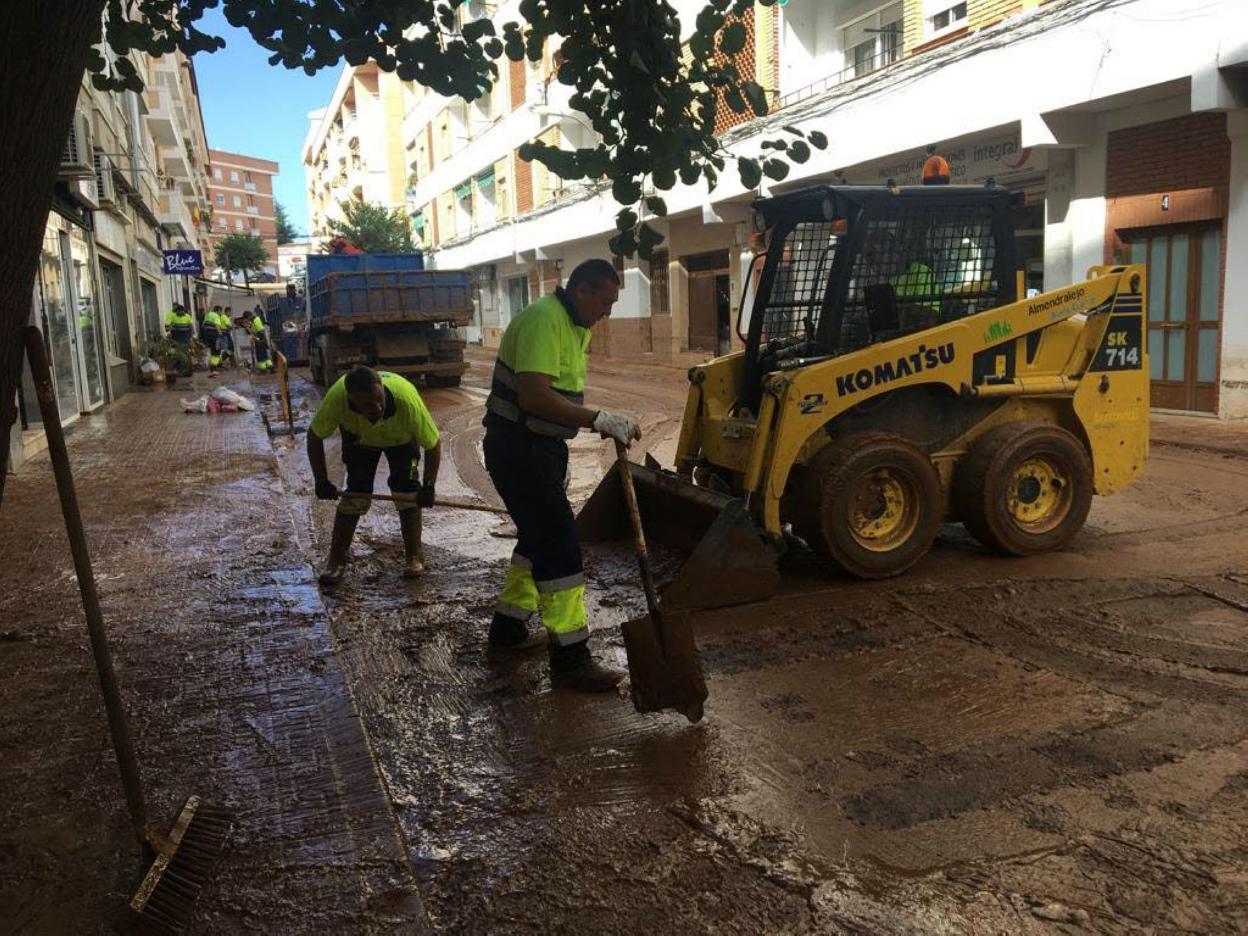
[
  {"left": 302, "top": 62, "right": 407, "bottom": 237},
  {"left": 13, "top": 45, "right": 213, "bottom": 471},
  {"left": 208, "top": 149, "right": 280, "bottom": 276},
  {"left": 303, "top": 0, "right": 1248, "bottom": 418}
]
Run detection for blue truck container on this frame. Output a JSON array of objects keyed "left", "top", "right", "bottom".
[{"left": 304, "top": 252, "right": 472, "bottom": 388}]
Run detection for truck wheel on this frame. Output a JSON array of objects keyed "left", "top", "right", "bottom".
[
  {"left": 954, "top": 423, "right": 1093, "bottom": 556},
  {"left": 806, "top": 432, "right": 943, "bottom": 579}
]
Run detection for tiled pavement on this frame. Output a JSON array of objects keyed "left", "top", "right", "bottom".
[{"left": 0, "top": 376, "right": 427, "bottom": 933}]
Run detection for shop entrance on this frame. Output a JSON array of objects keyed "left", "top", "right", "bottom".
[
  {"left": 685, "top": 250, "right": 731, "bottom": 355},
  {"left": 1122, "top": 223, "right": 1221, "bottom": 413}
]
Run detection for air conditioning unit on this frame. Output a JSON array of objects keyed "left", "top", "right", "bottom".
[
  {"left": 94, "top": 150, "right": 118, "bottom": 206},
  {"left": 59, "top": 111, "right": 94, "bottom": 179}
]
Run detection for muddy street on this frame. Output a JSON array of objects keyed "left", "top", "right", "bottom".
[{"left": 269, "top": 347, "right": 1248, "bottom": 934}]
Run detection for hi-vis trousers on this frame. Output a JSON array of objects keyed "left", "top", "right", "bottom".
[{"left": 483, "top": 420, "right": 587, "bottom": 646}]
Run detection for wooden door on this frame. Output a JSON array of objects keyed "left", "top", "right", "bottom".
[{"left": 1124, "top": 224, "right": 1221, "bottom": 412}]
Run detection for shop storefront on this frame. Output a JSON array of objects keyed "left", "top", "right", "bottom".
[{"left": 34, "top": 211, "right": 109, "bottom": 424}]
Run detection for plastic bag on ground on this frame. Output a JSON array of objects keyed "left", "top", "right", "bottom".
[
  {"left": 181, "top": 395, "right": 210, "bottom": 414},
  {"left": 211, "top": 386, "right": 256, "bottom": 411}
]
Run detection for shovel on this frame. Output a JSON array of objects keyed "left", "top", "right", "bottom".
[
  {"left": 336, "top": 491, "right": 509, "bottom": 514},
  {"left": 612, "top": 441, "right": 708, "bottom": 724}
]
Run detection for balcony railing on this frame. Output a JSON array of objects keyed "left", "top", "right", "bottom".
[{"left": 778, "top": 43, "right": 903, "bottom": 110}]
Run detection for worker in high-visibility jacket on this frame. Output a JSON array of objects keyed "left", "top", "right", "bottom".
[
  {"left": 201, "top": 305, "right": 226, "bottom": 373},
  {"left": 483, "top": 259, "right": 639, "bottom": 693},
  {"left": 308, "top": 365, "right": 442, "bottom": 585},
  {"left": 249, "top": 306, "right": 273, "bottom": 373},
  {"left": 164, "top": 303, "right": 194, "bottom": 347}
]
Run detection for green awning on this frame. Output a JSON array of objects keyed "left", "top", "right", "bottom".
[
  {"left": 455, "top": 182, "right": 472, "bottom": 200},
  {"left": 411, "top": 211, "right": 425, "bottom": 230},
  {"left": 476, "top": 169, "right": 496, "bottom": 189}
]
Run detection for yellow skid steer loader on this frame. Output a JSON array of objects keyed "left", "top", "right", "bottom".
[{"left": 578, "top": 179, "right": 1149, "bottom": 611}]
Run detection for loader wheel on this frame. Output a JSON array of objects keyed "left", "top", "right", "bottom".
[
  {"left": 807, "top": 432, "right": 943, "bottom": 579},
  {"left": 955, "top": 423, "right": 1093, "bottom": 556}
]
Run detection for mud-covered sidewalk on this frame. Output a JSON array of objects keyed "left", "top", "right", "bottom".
[
  {"left": 4, "top": 350, "right": 1248, "bottom": 934},
  {"left": 0, "top": 375, "right": 425, "bottom": 933}
]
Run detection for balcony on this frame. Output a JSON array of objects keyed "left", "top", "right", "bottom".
[
  {"left": 157, "top": 193, "right": 196, "bottom": 242},
  {"left": 246, "top": 205, "right": 260, "bottom": 215},
  {"left": 777, "top": 42, "right": 903, "bottom": 109},
  {"left": 144, "top": 88, "right": 178, "bottom": 147},
  {"left": 244, "top": 181, "right": 257, "bottom": 192}
]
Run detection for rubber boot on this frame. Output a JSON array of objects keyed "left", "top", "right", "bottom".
[
  {"left": 549, "top": 639, "right": 623, "bottom": 693},
  {"left": 487, "top": 612, "right": 547, "bottom": 657},
  {"left": 399, "top": 508, "right": 425, "bottom": 578},
  {"left": 318, "top": 512, "right": 359, "bottom": 587}
]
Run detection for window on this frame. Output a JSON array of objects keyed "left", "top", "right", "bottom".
[
  {"left": 232, "top": 195, "right": 241, "bottom": 207},
  {"left": 215, "top": 193, "right": 224, "bottom": 205},
  {"left": 213, "top": 167, "right": 222, "bottom": 181},
  {"left": 843, "top": 3, "right": 904, "bottom": 78},
  {"left": 235, "top": 218, "right": 244, "bottom": 231},
  {"left": 927, "top": 0, "right": 966, "bottom": 35},
  {"left": 229, "top": 170, "right": 239, "bottom": 183},
  {"left": 217, "top": 217, "right": 227, "bottom": 230}
]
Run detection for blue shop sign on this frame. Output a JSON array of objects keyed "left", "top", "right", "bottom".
[{"left": 162, "top": 249, "right": 204, "bottom": 275}]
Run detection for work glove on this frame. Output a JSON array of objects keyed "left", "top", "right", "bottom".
[
  {"left": 593, "top": 410, "right": 642, "bottom": 448},
  {"left": 315, "top": 478, "right": 339, "bottom": 501},
  {"left": 417, "top": 483, "right": 436, "bottom": 509}
]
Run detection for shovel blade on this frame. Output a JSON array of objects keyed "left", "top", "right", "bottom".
[
  {"left": 577, "top": 460, "right": 780, "bottom": 612},
  {"left": 622, "top": 610, "right": 707, "bottom": 723}
]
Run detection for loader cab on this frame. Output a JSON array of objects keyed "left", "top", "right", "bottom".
[{"left": 741, "top": 184, "right": 1019, "bottom": 411}]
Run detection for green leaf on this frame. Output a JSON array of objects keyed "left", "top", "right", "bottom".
[
  {"left": 808, "top": 130, "right": 829, "bottom": 150},
  {"left": 616, "top": 209, "right": 638, "bottom": 231},
  {"left": 719, "top": 22, "right": 747, "bottom": 55},
  {"left": 612, "top": 178, "right": 642, "bottom": 205},
  {"left": 738, "top": 157, "right": 762, "bottom": 189},
  {"left": 645, "top": 196, "right": 668, "bottom": 216},
  {"left": 762, "top": 159, "right": 790, "bottom": 181},
  {"left": 723, "top": 86, "right": 747, "bottom": 114},
  {"left": 788, "top": 141, "right": 811, "bottom": 163},
  {"left": 652, "top": 167, "right": 676, "bottom": 190},
  {"left": 742, "top": 81, "right": 769, "bottom": 116},
  {"left": 462, "top": 19, "right": 495, "bottom": 41}
]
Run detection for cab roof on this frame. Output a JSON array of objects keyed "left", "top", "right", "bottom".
[{"left": 752, "top": 183, "right": 1018, "bottom": 226}]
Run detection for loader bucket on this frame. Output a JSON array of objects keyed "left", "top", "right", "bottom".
[{"left": 577, "top": 458, "right": 780, "bottom": 611}]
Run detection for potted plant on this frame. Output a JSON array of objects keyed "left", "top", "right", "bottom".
[{"left": 143, "top": 337, "right": 191, "bottom": 387}]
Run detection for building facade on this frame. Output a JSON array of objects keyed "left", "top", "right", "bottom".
[
  {"left": 302, "top": 0, "right": 1248, "bottom": 418},
  {"left": 207, "top": 149, "right": 280, "bottom": 277},
  {"left": 11, "top": 43, "right": 213, "bottom": 472}
]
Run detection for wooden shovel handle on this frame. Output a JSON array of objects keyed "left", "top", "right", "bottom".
[
  {"left": 338, "top": 491, "right": 508, "bottom": 514},
  {"left": 614, "top": 440, "right": 662, "bottom": 621}
]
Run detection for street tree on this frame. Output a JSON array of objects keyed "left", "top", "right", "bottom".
[
  {"left": 213, "top": 233, "right": 269, "bottom": 288},
  {"left": 274, "top": 201, "right": 298, "bottom": 244},
  {"left": 1, "top": 1, "right": 824, "bottom": 499},
  {"left": 325, "top": 200, "right": 415, "bottom": 254}
]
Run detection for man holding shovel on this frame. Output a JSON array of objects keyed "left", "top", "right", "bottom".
[
  {"left": 308, "top": 365, "right": 441, "bottom": 585},
  {"left": 483, "top": 259, "right": 640, "bottom": 693}
]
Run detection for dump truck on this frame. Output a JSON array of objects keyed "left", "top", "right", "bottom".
[
  {"left": 579, "top": 175, "right": 1150, "bottom": 611},
  {"left": 305, "top": 252, "right": 472, "bottom": 388}
]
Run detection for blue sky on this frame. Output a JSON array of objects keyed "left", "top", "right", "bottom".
[{"left": 192, "top": 8, "right": 340, "bottom": 237}]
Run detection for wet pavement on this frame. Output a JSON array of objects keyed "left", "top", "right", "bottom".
[{"left": 3, "top": 349, "right": 1248, "bottom": 933}]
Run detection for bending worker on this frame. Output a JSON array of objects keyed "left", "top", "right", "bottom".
[
  {"left": 164, "top": 302, "right": 194, "bottom": 347},
  {"left": 201, "top": 305, "right": 225, "bottom": 374},
  {"left": 483, "top": 259, "right": 640, "bottom": 693},
  {"left": 308, "top": 365, "right": 441, "bottom": 585}
]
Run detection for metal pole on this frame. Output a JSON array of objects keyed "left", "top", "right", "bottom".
[{"left": 21, "top": 325, "right": 150, "bottom": 852}]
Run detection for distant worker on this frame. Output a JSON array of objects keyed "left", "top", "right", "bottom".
[
  {"left": 164, "top": 302, "right": 194, "bottom": 347},
  {"left": 308, "top": 365, "right": 442, "bottom": 585},
  {"left": 483, "top": 258, "right": 639, "bottom": 693},
  {"left": 249, "top": 305, "right": 273, "bottom": 373},
  {"left": 201, "top": 304, "right": 225, "bottom": 375}
]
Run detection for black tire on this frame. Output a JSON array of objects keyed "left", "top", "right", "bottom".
[
  {"left": 802, "top": 432, "right": 943, "bottom": 579},
  {"left": 954, "top": 422, "right": 1093, "bottom": 557}
]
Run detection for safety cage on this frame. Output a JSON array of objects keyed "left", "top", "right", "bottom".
[{"left": 741, "top": 185, "right": 1019, "bottom": 406}]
